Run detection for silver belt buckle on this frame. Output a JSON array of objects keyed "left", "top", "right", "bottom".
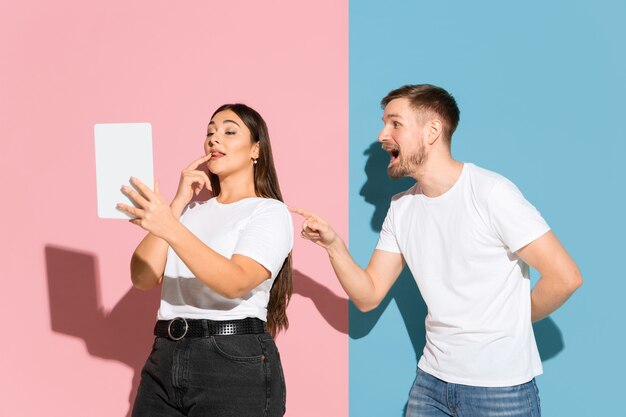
[{"left": 167, "top": 317, "right": 189, "bottom": 340}]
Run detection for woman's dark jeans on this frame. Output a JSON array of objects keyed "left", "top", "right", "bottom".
[{"left": 132, "top": 332, "right": 286, "bottom": 417}]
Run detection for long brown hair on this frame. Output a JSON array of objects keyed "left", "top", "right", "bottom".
[{"left": 209, "top": 103, "right": 292, "bottom": 337}]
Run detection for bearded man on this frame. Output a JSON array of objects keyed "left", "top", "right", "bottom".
[{"left": 291, "top": 84, "right": 582, "bottom": 417}]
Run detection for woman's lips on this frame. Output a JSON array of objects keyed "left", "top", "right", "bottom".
[{"left": 210, "top": 151, "right": 225, "bottom": 158}]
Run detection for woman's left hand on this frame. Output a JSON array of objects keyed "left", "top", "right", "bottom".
[{"left": 117, "top": 177, "right": 179, "bottom": 240}]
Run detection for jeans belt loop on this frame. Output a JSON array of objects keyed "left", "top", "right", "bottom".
[{"left": 167, "top": 317, "right": 189, "bottom": 340}]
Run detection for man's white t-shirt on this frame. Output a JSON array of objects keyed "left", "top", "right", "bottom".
[
  {"left": 377, "top": 163, "right": 550, "bottom": 387},
  {"left": 158, "top": 197, "right": 293, "bottom": 322}
]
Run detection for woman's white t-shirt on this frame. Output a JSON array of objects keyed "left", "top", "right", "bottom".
[{"left": 158, "top": 197, "right": 293, "bottom": 322}]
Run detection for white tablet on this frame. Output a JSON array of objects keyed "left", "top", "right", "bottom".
[{"left": 94, "top": 122, "right": 154, "bottom": 219}]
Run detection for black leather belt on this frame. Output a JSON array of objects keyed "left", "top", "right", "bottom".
[{"left": 154, "top": 317, "right": 266, "bottom": 340}]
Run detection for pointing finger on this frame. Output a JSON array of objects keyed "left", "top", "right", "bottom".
[
  {"left": 305, "top": 218, "right": 322, "bottom": 232},
  {"left": 288, "top": 206, "right": 316, "bottom": 219}
]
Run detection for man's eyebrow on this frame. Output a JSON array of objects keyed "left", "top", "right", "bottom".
[
  {"left": 382, "top": 113, "right": 403, "bottom": 121},
  {"left": 208, "top": 119, "right": 241, "bottom": 127}
]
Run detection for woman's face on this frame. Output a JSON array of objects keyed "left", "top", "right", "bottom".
[{"left": 204, "top": 109, "right": 259, "bottom": 177}]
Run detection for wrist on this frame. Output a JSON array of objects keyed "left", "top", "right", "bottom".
[
  {"left": 170, "top": 199, "right": 187, "bottom": 218},
  {"left": 160, "top": 218, "right": 185, "bottom": 245},
  {"left": 326, "top": 237, "right": 346, "bottom": 257}
]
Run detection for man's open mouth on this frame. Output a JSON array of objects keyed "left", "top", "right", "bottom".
[{"left": 388, "top": 149, "right": 400, "bottom": 164}]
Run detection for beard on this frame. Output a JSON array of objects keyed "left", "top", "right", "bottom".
[{"left": 388, "top": 143, "right": 427, "bottom": 179}]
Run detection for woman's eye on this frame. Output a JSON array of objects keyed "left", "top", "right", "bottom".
[
  {"left": 225, "top": 130, "right": 236, "bottom": 135},
  {"left": 206, "top": 132, "right": 214, "bottom": 137},
  {"left": 393, "top": 122, "right": 401, "bottom": 128}
]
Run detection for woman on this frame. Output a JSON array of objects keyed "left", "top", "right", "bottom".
[{"left": 117, "top": 104, "right": 293, "bottom": 417}]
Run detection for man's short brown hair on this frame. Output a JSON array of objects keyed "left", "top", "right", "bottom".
[{"left": 381, "top": 84, "right": 460, "bottom": 143}]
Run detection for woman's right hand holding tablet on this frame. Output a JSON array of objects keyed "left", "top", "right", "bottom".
[{"left": 171, "top": 154, "right": 213, "bottom": 215}]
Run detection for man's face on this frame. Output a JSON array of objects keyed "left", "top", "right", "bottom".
[{"left": 378, "top": 98, "right": 428, "bottom": 179}]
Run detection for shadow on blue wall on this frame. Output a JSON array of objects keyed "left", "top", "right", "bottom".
[
  {"left": 351, "top": 143, "right": 565, "bottom": 414},
  {"left": 351, "top": 143, "right": 426, "bottom": 360},
  {"left": 533, "top": 317, "right": 564, "bottom": 361}
]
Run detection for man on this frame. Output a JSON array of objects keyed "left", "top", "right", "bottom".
[{"left": 290, "top": 84, "right": 582, "bottom": 416}]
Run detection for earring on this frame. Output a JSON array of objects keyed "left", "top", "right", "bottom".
[{"left": 253, "top": 159, "right": 258, "bottom": 165}]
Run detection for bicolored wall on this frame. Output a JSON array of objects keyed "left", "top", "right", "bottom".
[{"left": 1, "top": 1, "right": 624, "bottom": 416}]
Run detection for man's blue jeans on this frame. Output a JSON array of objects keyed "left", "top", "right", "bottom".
[{"left": 406, "top": 368, "right": 541, "bottom": 417}]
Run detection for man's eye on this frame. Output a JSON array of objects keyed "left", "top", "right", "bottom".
[{"left": 393, "top": 122, "right": 400, "bottom": 128}]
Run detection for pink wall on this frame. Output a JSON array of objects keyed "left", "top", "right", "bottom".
[{"left": 0, "top": 1, "right": 348, "bottom": 416}]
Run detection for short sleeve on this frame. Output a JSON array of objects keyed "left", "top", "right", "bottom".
[
  {"left": 488, "top": 178, "right": 551, "bottom": 253},
  {"left": 233, "top": 201, "right": 294, "bottom": 278},
  {"left": 376, "top": 205, "right": 402, "bottom": 253}
]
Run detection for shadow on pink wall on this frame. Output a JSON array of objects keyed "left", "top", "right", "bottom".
[
  {"left": 292, "top": 270, "right": 348, "bottom": 335},
  {"left": 45, "top": 245, "right": 159, "bottom": 417},
  {"left": 45, "top": 245, "right": 347, "bottom": 416}
]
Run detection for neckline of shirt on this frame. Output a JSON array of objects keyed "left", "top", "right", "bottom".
[
  {"left": 419, "top": 162, "right": 468, "bottom": 203},
  {"left": 212, "top": 196, "right": 265, "bottom": 206}
]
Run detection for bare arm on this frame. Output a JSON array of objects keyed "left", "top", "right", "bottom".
[
  {"left": 129, "top": 234, "right": 167, "bottom": 290},
  {"left": 128, "top": 198, "right": 187, "bottom": 290},
  {"left": 516, "top": 230, "right": 582, "bottom": 322},
  {"left": 164, "top": 221, "right": 271, "bottom": 298},
  {"left": 119, "top": 176, "right": 271, "bottom": 298},
  {"left": 125, "top": 155, "right": 212, "bottom": 290},
  {"left": 291, "top": 207, "right": 404, "bottom": 311}
]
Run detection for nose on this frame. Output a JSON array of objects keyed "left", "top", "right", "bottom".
[
  {"left": 377, "top": 126, "right": 389, "bottom": 143},
  {"left": 208, "top": 137, "right": 220, "bottom": 147}
]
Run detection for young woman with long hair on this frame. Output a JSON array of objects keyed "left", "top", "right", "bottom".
[{"left": 117, "top": 103, "right": 293, "bottom": 417}]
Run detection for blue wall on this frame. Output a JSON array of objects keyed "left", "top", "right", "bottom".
[{"left": 349, "top": 1, "right": 626, "bottom": 416}]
